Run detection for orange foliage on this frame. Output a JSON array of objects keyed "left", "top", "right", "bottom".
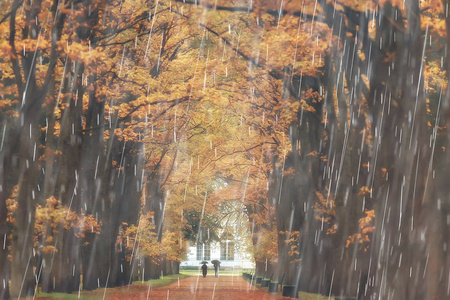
[
  {"left": 280, "top": 230, "right": 301, "bottom": 262},
  {"left": 253, "top": 227, "right": 278, "bottom": 264},
  {"left": 34, "top": 197, "right": 101, "bottom": 254},
  {"left": 346, "top": 210, "right": 375, "bottom": 252},
  {"left": 6, "top": 186, "right": 18, "bottom": 225},
  {"left": 116, "top": 212, "right": 186, "bottom": 264},
  {"left": 7, "top": 192, "right": 101, "bottom": 255},
  {"left": 358, "top": 186, "right": 371, "bottom": 196},
  {"left": 314, "top": 190, "right": 337, "bottom": 235}
]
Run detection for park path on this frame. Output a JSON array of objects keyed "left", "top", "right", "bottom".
[{"left": 103, "top": 275, "right": 289, "bottom": 300}]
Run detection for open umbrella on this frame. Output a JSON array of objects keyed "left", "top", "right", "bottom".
[
  {"left": 200, "top": 261, "right": 208, "bottom": 264},
  {"left": 211, "top": 260, "right": 220, "bottom": 266},
  {"left": 211, "top": 260, "right": 221, "bottom": 278}
]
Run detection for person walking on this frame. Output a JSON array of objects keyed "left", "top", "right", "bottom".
[
  {"left": 201, "top": 263, "right": 208, "bottom": 278},
  {"left": 214, "top": 263, "right": 219, "bottom": 278},
  {"left": 211, "top": 260, "right": 220, "bottom": 278}
]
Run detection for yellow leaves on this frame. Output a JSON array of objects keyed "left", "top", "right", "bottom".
[
  {"left": 76, "top": 215, "right": 102, "bottom": 239},
  {"left": 14, "top": 39, "right": 51, "bottom": 55},
  {"left": 423, "top": 17, "right": 447, "bottom": 40},
  {"left": 314, "top": 190, "right": 337, "bottom": 235},
  {"left": 0, "top": 42, "right": 13, "bottom": 58},
  {"left": 122, "top": 126, "right": 141, "bottom": 142},
  {"left": 358, "top": 186, "right": 371, "bottom": 196},
  {"left": 114, "top": 128, "right": 123, "bottom": 140},
  {"left": 0, "top": 99, "right": 13, "bottom": 109},
  {"left": 360, "top": 210, "right": 375, "bottom": 234},
  {"left": 306, "top": 151, "right": 320, "bottom": 158},
  {"left": 117, "top": 96, "right": 149, "bottom": 119},
  {"left": 253, "top": 227, "right": 278, "bottom": 263},
  {"left": 346, "top": 210, "right": 375, "bottom": 252},
  {"left": 280, "top": 230, "right": 301, "bottom": 262},
  {"left": 6, "top": 186, "right": 19, "bottom": 225},
  {"left": 53, "top": 121, "right": 61, "bottom": 137},
  {"left": 424, "top": 61, "right": 447, "bottom": 92},
  {"left": 66, "top": 43, "right": 109, "bottom": 74},
  {"left": 421, "top": 0, "right": 445, "bottom": 16},
  {"left": 262, "top": 14, "right": 330, "bottom": 75},
  {"left": 160, "top": 231, "right": 186, "bottom": 262},
  {"left": 295, "top": 99, "right": 313, "bottom": 114},
  {"left": 41, "top": 245, "right": 58, "bottom": 255},
  {"left": 116, "top": 212, "right": 179, "bottom": 263},
  {"left": 6, "top": 199, "right": 17, "bottom": 224},
  {"left": 39, "top": 147, "right": 63, "bottom": 162},
  {"left": 34, "top": 196, "right": 101, "bottom": 253}
]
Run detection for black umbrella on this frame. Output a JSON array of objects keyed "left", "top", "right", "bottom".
[
  {"left": 211, "top": 260, "right": 221, "bottom": 266},
  {"left": 200, "top": 261, "right": 208, "bottom": 264}
]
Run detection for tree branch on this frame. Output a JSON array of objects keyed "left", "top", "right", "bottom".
[{"left": 9, "top": 0, "right": 24, "bottom": 97}]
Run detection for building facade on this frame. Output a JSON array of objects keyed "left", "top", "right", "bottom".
[
  {"left": 180, "top": 240, "right": 254, "bottom": 269},
  {"left": 181, "top": 206, "right": 255, "bottom": 269},
  {"left": 181, "top": 227, "right": 254, "bottom": 269}
]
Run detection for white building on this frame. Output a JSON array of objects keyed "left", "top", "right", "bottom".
[{"left": 180, "top": 230, "right": 255, "bottom": 269}]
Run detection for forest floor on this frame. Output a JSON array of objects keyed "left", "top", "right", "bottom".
[{"left": 33, "top": 274, "right": 294, "bottom": 300}]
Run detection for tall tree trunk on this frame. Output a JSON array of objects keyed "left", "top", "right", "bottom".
[
  {"left": 369, "top": 2, "right": 431, "bottom": 299},
  {"left": 142, "top": 257, "right": 162, "bottom": 280},
  {"left": 0, "top": 150, "right": 11, "bottom": 299},
  {"left": 10, "top": 122, "right": 41, "bottom": 297}
]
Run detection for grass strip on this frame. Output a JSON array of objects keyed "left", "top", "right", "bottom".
[{"left": 35, "top": 274, "right": 190, "bottom": 299}]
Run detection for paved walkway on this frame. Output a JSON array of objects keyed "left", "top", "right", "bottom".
[{"left": 108, "top": 275, "right": 288, "bottom": 300}]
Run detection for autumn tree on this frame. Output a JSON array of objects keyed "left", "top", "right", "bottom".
[{"left": 1, "top": 0, "right": 450, "bottom": 299}]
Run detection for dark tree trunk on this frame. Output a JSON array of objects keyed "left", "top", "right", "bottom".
[
  {"left": 0, "top": 152, "right": 11, "bottom": 299},
  {"left": 368, "top": 2, "right": 432, "bottom": 299},
  {"left": 10, "top": 142, "right": 39, "bottom": 297},
  {"left": 115, "top": 248, "right": 128, "bottom": 286},
  {"left": 141, "top": 257, "right": 161, "bottom": 281},
  {"left": 109, "top": 143, "right": 144, "bottom": 287},
  {"left": 171, "top": 261, "right": 180, "bottom": 275},
  {"left": 254, "top": 261, "right": 266, "bottom": 277},
  {"left": 82, "top": 234, "right": 111, "bottom": 290}
]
